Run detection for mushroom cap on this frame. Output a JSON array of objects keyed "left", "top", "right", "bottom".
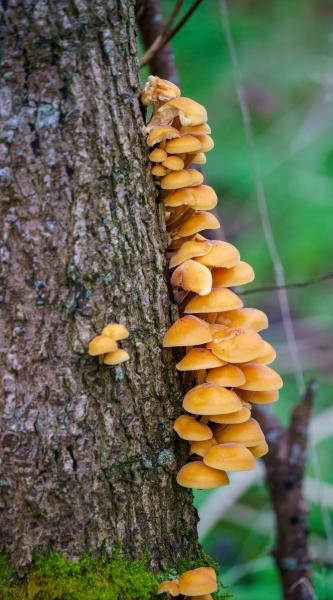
[
  {"left": 173, "top": 415, "right": 213, "bottom": 441},
  {"left": 152, "top": 164, "right": 167, "bottom": 176},
  {"left": 162, "top": 156, "right": 184, "bottom": 170},
  {"left": 141, "top": 75, "right": 181, "bottom": 106},
  {"left": 163, "top": 315, "right": 212, "bottom": 347},
  {"left": 209, "top": 404, "right": 251, "bottom": 424},
  {"left": 147, "top": 126, "right": 180, "bottom": 147},
  {"left": 183, "top": 383, "right": 242, "bottom": 415},
  {"left": 178, "top": 567, "right": 217, "bottom": 596},
  {"left": 174, "top": 211, "right": 220, "bottom": 238},
  {"left": 159, "top": 97, "right": 208, "bottom": 126},
  {"left": 161, "top": 169, "right": 204, "bottom": 190},
  {"left": 197, "top": 134, "right": 215, "bottom": 152},
  {"left": 171, "top": 260, "right": 212, "bottom": 296},
  {"left": 213, "top": 418, "right": 265, "bottom": 447},
  {"left": 176, "top": 347, "right": 225, "bottom": 371},
  {"left": 190, "top": 437, "right": 217, "bottom": 457},
  {"left": 195, "top": 240, "right": 240, "bottom": 268},
  {"left": 253, "top": 340, "right": 277, "bottom": 364},
  {"left": 164, "top": 185, "right": 217, "bottom": 210},
  {"left": 103, "top": 349, "right": 129, "bottom": 365},
  {"left": 250, "top": 440, "right": 269, "bottom": 458},
  {"left": 157, "top": 578, "right": 180, "bottom": 596},
  {"left": 177, "top": 461, "right": 229, "bottom": 490},
  {"left": 149, "top": 148, "right": 168, "bottom": 162},
  {"left": 88, "top": 335, "right": 118, "bottom": 356},
  {"left": 207, "top": 327, "right": 265, "bottom": 363},
  {"left": 169, "top": 239, "right": 212, "bottom": 268},
  {"left": 101, "top": 323, "right": 129, "bottom": 340},
  {"left": 203, "top": 443, "right": 256, "bottom": 471},
  {"left": 206, "top": 364, "right": 246, "bottom": 387},
  {"left": 180, "top": 123, "right": 211, "bottom": 135},
  {"left": 216, "top": 308, "right": 268, "bottom": 332},
  {"left": 239, "top": 389, "right": 279, "bottom": 404},
  {"left": 165, "top": 135, "right": 202, "bottom": 154},
  {"left": 184, "top": 288, "right": 243, "bottom": 314},
  {"left": 187, "top": 595, "right": 214, "bottom": 600},
  {"left": 212, "top": 261, "right": 255, "bottom": 288},
  {"left": 190, "top": 152, "right": 207, "bottom": 165},
  {"left": 238, "top": 364, "right": 283, "bottom": 391}
]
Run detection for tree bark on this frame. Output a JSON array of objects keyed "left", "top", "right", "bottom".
[{"left": 0, "top": 0, "right": 199, "bottom": 570}]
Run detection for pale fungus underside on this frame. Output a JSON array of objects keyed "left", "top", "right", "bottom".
[{"left": 142, "top": 76, "right": 283, "bottom": 511}]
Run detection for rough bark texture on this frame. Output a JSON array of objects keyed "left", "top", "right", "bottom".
[
  {"left": 0, "top": 0, "right": 200, "bottom": 570},
  {"left": 254, "top": 381, "right": 315, "bottom": 600}
]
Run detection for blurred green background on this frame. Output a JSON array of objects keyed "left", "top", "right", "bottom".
[{"left": 140, "top": 1, "right": 333, "bottom": 597}]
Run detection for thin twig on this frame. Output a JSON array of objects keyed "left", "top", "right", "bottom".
[
  {"left": 241, "top": 270, "right": 333, "bottom": 295},
  {"left": 139, "top": 0, "right": 184, "bottom": 68},
  {"left": 140, "top": 0, "right": 204, "bottom": 68}
]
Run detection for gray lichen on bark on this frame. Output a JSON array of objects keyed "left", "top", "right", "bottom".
[{"left": 0, "top": 0, "right": 199, "bottom": 569}]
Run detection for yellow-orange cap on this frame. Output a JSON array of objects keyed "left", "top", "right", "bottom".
[
  {"left": 239, "top": 364, "right": 283, "bottom": 391},
  {"left": 212, "top": 261, "right": 255, "bottom": 288},
  {"left": 203, "top": 442, "right": 256, "bottom": 471},
  {"left": 180, "top": 123, "right": 211, "bottom": 135},
  {"left": 178, "top": 567, "right": 217, "bottom": 595},
  {"left": 157, "top": 578, "right": 180, "bottom": 596},
  {"left": 141, "top": 76, "right": 180, "bottom": 106},
  {"left": 190, "top": 437, "right": 217, "bottom": 457},
  {"left": 173, "top": 415, "right": 213, "bottom": 441},
  {"left": 101, "top": 323, "right": 129, "bottom": 340},
  {"left": 183, "top": 384, "right": 242, "bottom": 415},
  {"left": 88, "top": 336, "right": 118, "bottom": 356},
  {"left": 253, "top": 341, "right": 277, "bottom": 364},
  {"left": 197, "top": 134, "right": 214, "bottom": 152},
  {"left": 177, "top": 461, "right": 229, "bottom": 490},
  {"left": 149, "top": 148, "right": 168, "bottom": 162},
  {"left": 207, "top": 327, "right": 265, "bottom": 363},
  {"left": 103, "top": 349, "right": 129, "bottom": 365},
  {"left": 195, "top": 240, "right": 240, "bottom": 269},
  {"left": 171, "top": 260, "right": 212, "bottom": 296},
  {"left": 216, "top": 308, "right": 268, "bottom": 332},
  {"left": 250, "top": 440, "right": 269, "bottom": 458},
  {"left": 184, "top": 288, "right": 243, "bottom": 314},
  {"left": 209, "top": 404, "right": 251, "bottom": 424},
  {"left": 164, "top": 185, "right": 217, "bottom": 210},
  {"left": 161, "top": 169, "right": 204, "bottom": 190},
  {"left": 147, "top": 126, "right": 180, "bottom": 147},
  {"left": 163, "top": 315, "right": 212, "bottom": 347},
  {"left": 165, "top": 135, "right": 202, "bottom": 154},
  {"left": 239, "top": 389, "right": 279, "bottom": 404},
  {"left": 162, "top": 156, "right": 184, "bottom": 171},
  {"left": 176, "top": 347, "right": 225, "bottom": 371},
  {"left": 169, "top": 239, "right": 212, "bottom": 268},
  {"left": 206, "top": 364, "right": 246, "bottom": 387},
  {"left": 157, "top": 97, "right": 208, "bottom": 126},
  {"left": 213, "top": 418, "right": 265, "bottom": 447},
  {"left": 173, "top": 211, "right": 220, "bottom": 238}
]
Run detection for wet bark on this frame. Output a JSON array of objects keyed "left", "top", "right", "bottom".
[{"left": 0, "top": 0, "right": 199, "bottom": 570}]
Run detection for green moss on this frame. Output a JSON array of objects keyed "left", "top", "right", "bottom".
[{"left": 0, "top": 549, "right": 231, "bottom": 600}]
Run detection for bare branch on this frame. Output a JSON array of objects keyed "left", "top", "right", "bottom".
[{"left": 241, "top": 271, "right": 333, "bottom": 295}]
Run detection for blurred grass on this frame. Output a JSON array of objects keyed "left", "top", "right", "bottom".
[{"left": 140, "top": 0, "right": 333, "bottom": 596}]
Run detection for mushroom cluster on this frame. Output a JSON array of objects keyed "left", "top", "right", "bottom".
[
  {"left": 142, "top": 76, "right": 283, "bottom": 492},
  {"left": 88, "top": 323, "right": 129, "bottom": 366},
  {"left": 158, "top": 566, "right": 217, "bottom": 599}
]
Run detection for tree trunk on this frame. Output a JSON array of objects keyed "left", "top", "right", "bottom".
[{"left": 0, "top": 0, "right": 199, "bottom": 570}]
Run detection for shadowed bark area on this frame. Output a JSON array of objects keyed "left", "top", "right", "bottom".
[{"left": 0, "top": 0, "right": 199, "bottom": 569}]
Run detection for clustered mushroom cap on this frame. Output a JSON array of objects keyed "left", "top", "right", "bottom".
[
  {"left": 157, "top": 578, "right": 180, "bottom": 596},
  {"left": 147, "top": 125, "right": 180, "bottom": 146},
  {"left": 250, "top": 439, "right": 269, "bottom": 458},
  {"left": 203, "top": 442, "right": 256, "bottom": 472},
  {"left": 184, "top": 288, "right": 243, "bottom": 314},
  {"left": 206, "top": 364, "right": 246, "bottom": 387},
  {"left": 176, "top": 347, "right": 225, "bottom": 371},
  {"left": 173, "top": 415, "right": 213, "bottom": 441},
  {"left": 180, "top": 123, "right": 211, "bottom": 135},
  {"left": 171, "top": 260, "right": 213, "bottom": 296},
  {"left": 141, "top": 75, "right": 181, "bottom": 106},
  {"left": 207, "top": 327, "right": 264, "bottom": 363},
  {"left": 195, "top": 240, "right": 240, "bottom": 268},
  {"left": 169, "top": 239, "right": 212, "bottom": 268},
  {"left": 164, "top": 185, "right": 217, "bottom": 210},
  {"left": 239, "top": 389, "right": 279, "bottom": 404},
  {"left": 178, "top": 567, "right": 217, "bottom": 596},
  {"left": 238, "top": 364, "right": 283, "bottom": 391},
  {"left": 103, "top": 349, "right": 130, "bottom": 365},
  {"left": 214, "top": 418, "right": 264, "bottom": 447},
  {"left": 209, "top": 403, "right": 251, "bottom": 424},
  {"left": 190, "top": 437, "right": 217, "bottom": 457},
  {"left": 253, "top": 340, "right": 277, "bottom": 364},
  {"left": 216, "top": 307, "right": 268, "bottom": 331},
  {"left": 173, "top": 211, "right": 220, "bottom": 237},
  {"left": 149, "top": 148, "right": 168, "bottom": 162},
  {"left": 162, "top": 155, "right": 185, "bottom": 170},
  {"left": 152, "top": 165, "right": 167, "bottom": 177},
  {"left": 161, "top": 169, "right": 204, "bottom": 190},
  {"left": 163, "top": 315, "right": 212, "bottom": 347},
  {"left": 155, "top": 96, "right": 208, "bottom": 127},
  {"left": 176, "top": 461, "right": 229, "bottom": 489},
  {"left": 212, "top": 261, "right": 255, "bottom": 287},
  {"left": 88, "top": 336, "right": 118, "bottom": 355},
  {"left": 183, "top": 384, "right": 242, "bottom": 415},
  {"left": 165, "top": 134, "right": 202, "bottom": 154}
]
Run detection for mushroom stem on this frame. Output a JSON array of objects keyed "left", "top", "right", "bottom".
[
  {"left": 200, "top": 416, "right": 210, "bottom": 426},
  {"left": 206, "top": 312, "right": 217, "bottom": 323},
  {"left": 166, "top": 207, "right": 194, "bottom": 232},
  {"left": 196, "top": 369, "right": 207, "bottom": 385}
]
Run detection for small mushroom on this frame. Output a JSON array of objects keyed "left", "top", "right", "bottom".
[
  {"left": 206, "top": 364, "right": 246, "bottom": 387},
  {"left": 152, "top": 164, "right": 167, "bottom": 177},
  {"left": 183, "top": 384, "right": 242, "bottom": 416},
  {"left": 103, "top": 349, "right": 129, "bottom": 366},
  {"left": 215, "top": 307, "right": 268, "bottom": 331},
  {"left": 101, "top": 323, "right": 129, "bottom": 340},
  {"left": 253, "top": 340, "right": 277, "bottom": 364},
  {"left": 169, "top": 239, "right": 212, "bottom": 268},
  {"left": 207, "top": 327, "right": 265, "bottom": 363},
  {"left": 176, "top": 461, "right": 229, "bottom": 489},
  {"left": 238, "top": 364, "right": 283, "bottom": 391},
  {"left": 88, "top": 336, "right": 118, "bottom": 356},
  {"left": 154, "top": 97, "right": 208, "bottom": 127},
  {"left": 197, "top": 134, "right": 214, "bottom": 152},
  {"left": 162, "top": 315, "right": 213, "bottom": 347},
  {"left": 164, "top": 185, "right": 217, "bottom": 210},
  {"left": 180, "top": 123, "right": 211, "bottom": 135},
  {"left": 141, "top": 75, "right": 181, "bottom": 106},
  {"left": 213, "top": 418, "right": 265, "bottom": 447},
  {"left": 173, "top": 415, "right": 213, "bottom": 441},
  {"left": 209, "top": 403, "right": 251, "bottom": 424},
  {"left": 239, "top": 389, "right": 279, "bottom": 404},
  {"left": 172, "top": 211, "right": 220, "bottom": 238},
  {"left": 176, "top": 348, "right": 225, "bottom": 371},
  {"left": 178, "top": 567, "right": 217, "bottom": 596},
  {"left": 203, "top": 442, "right": 256, "bottom": 471},
  {"left": 190, "top": 437, "right": 217, "bottom": 457},
  {"left": 161, "top": 169, "right": 204, "bottom": 190},
  {"left": 149, "top": 148, "right": 168, "bottom": 162},
  {"left": 165, "top": 135, "right": 202, "bottom": 154},
  {"left": 157, "top": 578, "right": 180, "bottom": 597},
  {"left": 147, "top": 126, "right": 180, "bottom": 147},
  {"left": 162, "top": 156, "right": 184, "bottom": 171},
  {"left": 250, "top": 440, "right": 269, "bottom": 458}
]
